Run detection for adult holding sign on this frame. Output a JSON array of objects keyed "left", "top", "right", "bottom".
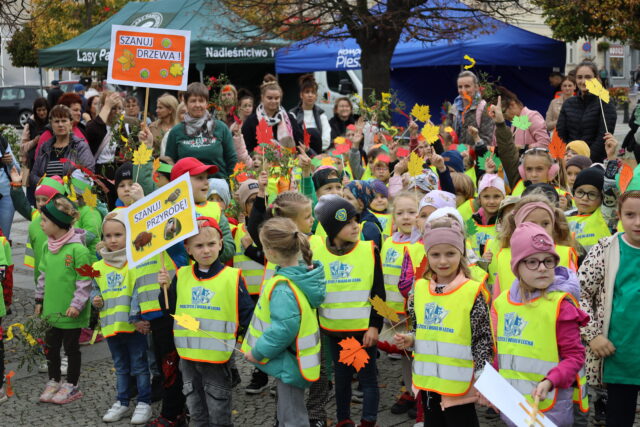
[{"left": 164, "top": 83, "right": 237, "bottom": 179}]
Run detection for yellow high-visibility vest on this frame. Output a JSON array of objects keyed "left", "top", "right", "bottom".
[
  {"left": 568, "top": 207, "right": 611, "bottom": 253},
  {"left": 381, "top": 237, "right": 423, "bottom": 314},
  {"left": 233, "top": 225, "right": 265, "bottom": 295}
]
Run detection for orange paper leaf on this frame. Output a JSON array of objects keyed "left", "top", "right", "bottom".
[
  {"left": 152, "top": 157, "right": 161, "bottom": 174},
  {"left": 338, "top": 336, "right": 370, "bottom": 372},
  {"left": 303, "top": 123, "right": 311, "bottom": 149},
  {"left": 5, "top": 371, "right": 14, "bottom": 397},
  {"left": 548, "top": 134, "right": 566, "bottom": 160},
  {"left": 462, "top": 91, "right": 473, "bottom": 115},
  {"left": 233, "top": 162, "right": 246, "bottom": 174},
  {"left": 618, "top": 163, "right": 634, "bottom": 193},
  {"left": 369, "top": 295, "right": 400, "bottom": 322}
]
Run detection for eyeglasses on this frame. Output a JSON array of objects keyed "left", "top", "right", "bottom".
[
  {"left": 523, "top": 257, "right": 557, "bottom": 271},
  {"left": 574, "top": 189, "right": 600, "bottom": 201}
]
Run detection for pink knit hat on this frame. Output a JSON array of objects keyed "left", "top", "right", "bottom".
[
  {"left": 423, "top": 220, "right": 465, "bottom": 255},
  {"left": 478, "top": 173, "right": 505, "bottom": 196},
  {"left": 513, "top": 201, "right": 555, "bottom": 227},
  {"left": 510, "top": 222, "right": 559, "bottom": 275}
]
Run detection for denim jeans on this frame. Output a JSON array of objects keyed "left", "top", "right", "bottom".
[
  {"left": 106, "top": 332, "right": 151, "bottom": 405},
  {"left": 327, "top": 335, "right": 379, "bottom": 422}
]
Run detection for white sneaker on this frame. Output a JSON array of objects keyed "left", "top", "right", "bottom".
[
  {"left": 102, "top": 401, "right": 129, "bottom": 422},
  {"left": 38, "top": 359, "right": 48, "bottom": 373},
  {"left": 131, "top": 402, "right": 152, "bottom": 425},
  {"left": 60, "top": 357, "right": 68, "bottom": 376},
  {"left": 39, "top": 380, "right": 60, "bottom": 402}
]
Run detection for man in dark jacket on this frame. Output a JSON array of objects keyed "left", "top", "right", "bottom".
[{"left": 47, "top": 80, "right": 63, "bottom": 108}]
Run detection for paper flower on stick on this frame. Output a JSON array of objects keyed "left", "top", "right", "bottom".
[
  {"left": 82, "top": 188, "right": 97, "bottom": 208},
  {"left": 512, "top": 115, "right": 532, "bottom": 131},
  {"left": 585, "top": 79, "right": 610, "bottom": 103},
  {"left": 411, "top": 104, "right": 431, "bottom": 122},
  {"left": 463, "top": 54, "right": 476, "bottom": 69},
  {"left": 338, "top": 336, "right": 370, "bottom": 372},
  {"left": 421, "top": 123, "right": 440, "bottom": 144},
  {"left": 132, "top": 144, "right": 152, "bottom": 165},
  {"left": 408, "top": 152, "right": 424, "bottom": 177},
  {"left": 369, "top": 296, "right": 399, "bottom": 323}
]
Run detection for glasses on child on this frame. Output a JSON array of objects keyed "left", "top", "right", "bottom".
[
  {"left": 574, "top": 189, "right": 600, "bottom": 201},
  {"left": 523, "top": 257, "right": 557, "bottom": 270}
]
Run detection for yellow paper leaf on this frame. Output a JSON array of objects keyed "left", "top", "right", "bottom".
[
  {"left": 585, "top": 78, "right": 610, "bottom": 103},
  {"left": 334, "top": 136, "right": 347, "bottom": 145},
  {"left": 82, "top": 188, "right": 97, "bottom": 208},
  {"left": 444, "top": 126, "right": 454, "bottom": 133},
  {"left": 116, "top": 49, "right": 135, "bottom": 72},
  {"left": 408, "top": 151, "right": 424, "bottom": 177},
  {"left": 421, "top": 123, "right": 440, "bottom": 144},
  {"left": 172, "top": 313, "right": 200, "bottom": 331},
  {"left": 132, "top": 144, "right": 153, "bottom": 166},
  {"left": 381, "top": 92, "right": 391, "bottom": 105},
  {"left": 369, "top": 295, "right": 400, "bottom": 323},
  {"left": 321, "top": 157, "right": 335, "bottom": 166},
  {"left": 152, "top": 157, "right": 161, "bottom": 174},
  {"left": 411, "top": 104, "right": 431, "bottom": 122}
]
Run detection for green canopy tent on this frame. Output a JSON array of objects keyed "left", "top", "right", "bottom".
[{"left": 38, "top": 0, "right": 289, "bottom": 68}]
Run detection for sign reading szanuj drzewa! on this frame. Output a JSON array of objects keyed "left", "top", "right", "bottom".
[
  {"left": 122, "top": 173, "right": 197, "bottom": 267},
  {"left": 107, "top": 25, "right": 191, "bottom": 90}
]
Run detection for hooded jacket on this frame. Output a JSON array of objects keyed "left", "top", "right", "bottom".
[
  {"left": 251, "top": 261, "right": 326, "bottom": 389},
  {"left": 31, "top": 134, "right": 95, "bottom": 186}
]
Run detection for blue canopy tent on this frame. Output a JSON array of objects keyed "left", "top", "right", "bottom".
[{"left": 276, "top": 20, "right": 565, "bottom": 122}]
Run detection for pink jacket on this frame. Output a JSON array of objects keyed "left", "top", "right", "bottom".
[{"left": 512, "top": 107, "right": 550, "bottom": 149}]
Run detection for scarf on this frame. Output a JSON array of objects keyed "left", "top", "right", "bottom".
[
  {"left": 184, "top": 110, "right": 216, "bottom": 138},
  {"left": 98, "top": 246, "right": 127, "bottom": 269},
  {"left": 256, "top": 103, "right": 293, "bottom": 141},
  {"left": 393, "top": 228, "right": 423, "bottom": 244},
  {"left": 48, "top": 228, "right": 76, "bottom": 254}
]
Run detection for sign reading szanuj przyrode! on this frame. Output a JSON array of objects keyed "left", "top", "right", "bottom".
[
  {"left": 122, "top": 173, "right": 197, "bottom": 267},
  {"left": 107, "top": 25, "right": 191, "bottom": 91}
]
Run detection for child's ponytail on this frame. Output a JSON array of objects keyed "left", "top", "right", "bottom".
[{"left": 297, "top": 231, "right": 313, "bottom": 268}]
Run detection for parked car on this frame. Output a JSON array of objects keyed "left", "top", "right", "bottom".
[{"left": 0, "top": 86, "right": 48, "bottom": 127}]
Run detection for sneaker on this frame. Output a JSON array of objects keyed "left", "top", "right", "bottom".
[
  {"left": 391, "top": 392, "right": 416, "bottom": 414},
  {"left": 336, "top": 420, "right": 355, "bottom": 427},
  {"left": 131, "top": 402, "right": 153, "bottom": 425},
  {"left": 413, "top": 423, "right": 424, "bottom": 427},
  {"left": 352, "top": 387, "right": 364, "bottom": 403},
  {"left": 245, "top": 369, "right": 269, "bottom": 394},
  {"left": 594, "top": 395, "right": 607, "bottom": 426},
  {"left": 51, "top": 382, "right": 83, "bottom": 404},
  {"left": 38, "top": 359, "right": 48, "bottom": 373},
  {"left": 0, "top": 386, "right": 7, "bottom": 404},
  {"left": 388, "top": 353, "right": 402, "bottom": 360},
  {"left": 407, "top": 406, "right": 417, "bottom": 420},
  {"left": 60, "top": 356, "right": 68, "bottom": 376},
  {"left": 103, "top": 401, "right": 129, "bottom": 422},
  {"left": 39, "top": 380, "right": 60, "bottom": 402},
  {"left": 145, "top": 414, "right": 188, "bottom": 427},
  {"left": 309, "top": 420, "right": 326, "bottom": 427}
]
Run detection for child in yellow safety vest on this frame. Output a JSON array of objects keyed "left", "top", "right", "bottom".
[
  {"left": 343, "top": 180, "right": 383, "bottom": 248},
  {"left": 493, "top": 222, "right": 589, "bottom": 427},
  {"left": 369, "top": 180, "right": 393, "bottom": 240},
  {"left": 468, "top": 174, "right": 505, "bottom": 257},
  {"left": 159, "top": 217, "right": 254, "bottom": 426},
  {"left": 313, "top": 194, "right": 385, "bottom": 427},
  {"left": 91, "top": 211, "right": 165, "bottom": 424},
  {"left": 243, "top": 217, "right": 326, "bottom": 426},
  {"left": 394, "top": 217, "right": 493, "bottom": 426}
]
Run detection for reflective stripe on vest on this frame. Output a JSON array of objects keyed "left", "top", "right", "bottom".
[
  {"left": 233, "top": 225, "right": 265, "bottom": 295},
  {"left": 572, "top": 367, "right": 589, "bottom": 412},
  {"left": 241, "top": 275, "right": 321, "bottom": 381},
  {"left": 93, "top": 261, "right": 136, "bottom": 337},
  {"left": 494, "top": 290, "right": 587, "bottom": 412},
  {"left": 311, "top": 239, "right": 375, "bottom": 332},
  {"left": 381, "top": 238, "right": 423, "bottom": 314},
  {"left": 24, "top": 242, "right": 35, "bottom": 268},
  {"left": 568, "top": 207, "right": 611, "bottom": 253},
  {"left": 412, "top": 278, "right": 484, "bottom": 395},
  {"left": 173, "top": 266, "right": 240, "bottom": 363}
]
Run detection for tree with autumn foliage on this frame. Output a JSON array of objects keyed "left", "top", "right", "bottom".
[
  {"left": 219, "top": 0, "right": 529, "bottom": 96},
  {"left": 534, "top": 0, "right": 640, "bottom": 45}
]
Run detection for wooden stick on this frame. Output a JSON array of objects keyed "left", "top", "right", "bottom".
[
  {"left": 160, "top": 252, "right": 169, "bottom": 310},
  {"left": 599, "top": 97, "right": 609, "bottom": 134},
  {"left": 142, "top": 87, "right": 150, "bottom": 126},
  {"left": 528, "top": 395, "right": 540, "bottom": 427}
]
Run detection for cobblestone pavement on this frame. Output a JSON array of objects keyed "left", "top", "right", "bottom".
[{"left": 1, "top": 214, "right": 637, "bottom": 426}]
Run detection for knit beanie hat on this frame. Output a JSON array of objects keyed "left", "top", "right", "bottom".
[
  {"left": 41, "top": 195, "right": 76, "bottom": 230},
  {"left": 423, "top": 220, "right": 465, "bottom": 255},
  {"left": 312, "top": 166, "right": 341, "bottom": 191},
  {"left": 478, "top": 173, "right": 506, "bottom": 196},
  {"left": 418, "top": 190, "right": 457, "bottom": 212},
  {"left": 521, "top": 183, "right": 559, "bottom": 206},
  {"left": 102, "top": 210, "right": 127, "bottom": 229},
  {"left": 114, "top": 162, "right": 133, "bottom": 188},
  {"left": 314, "top": 194, "right": 358, "bottom": 242},
  {"left": 442, "top": 150, "right": 465, "bottom": 173},
  {"left": 237, "top": 179, "right": 259, "bottom": 210},
  {"left": 35, "top": 176, "right": 65, "bottom": 199},
  {"left": 566, "top": 140, "right": 590, "bottom": 158},
  {"left": 207, "top": 178, "right": 231, "bottom": 206},
  {"left": 565, "top": 155, "right": 592, "bottom": 171},
  {"left": 370, "top": 180, "right": 389, "bottom": 198},
  {"left": 573, "top": 166, "right": 604, "bottom": 194},
  {"left": 510, "top": 222, "right": 559, "bottom": 275},
  {"left": 514, "top": 201, "right": 555, "bottom": 227}
]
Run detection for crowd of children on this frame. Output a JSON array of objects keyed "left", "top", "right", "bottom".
[{"left": 0, "top": 66, "right": 638, "bottom": 427}]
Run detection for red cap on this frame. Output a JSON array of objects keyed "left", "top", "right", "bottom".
[
  {"left": 170, "top": 157, "right": 219, "bottom": 181},
  {"left": 196, "top": 216, "right": 222, "bottom": 238}
]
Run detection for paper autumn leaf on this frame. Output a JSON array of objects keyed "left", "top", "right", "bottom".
[
  {"left": 369, "top": 295, "right": 400, "bottom": 322},
  {"left": 338, "top": 336, "right": 370, "bottom": 372},
  {"left": 585, "top": 78, "right": 610, "bottom": 103},
  {"left": 233, "top": 162, "right": 246, "bottom": 174},
  {"left": 548, "top": 137, "right": 566, "bottom": 160},
  {"left": 303, "top": 123, "right": 311, "bottom": 149},
  {"left": 375, "top": 154, "right": 391, "bottom": 164},
  {"left": 408, "top": 151, "right": 424, "bottom": 177},
  {"left": 256, "top": 118, "right": 274, "bottom": 145},
  {"left": 617, "top": 163, "right": 634, "bottom": 193},
  {"left": 512, "top": 115, "right": 532, "bottom": 131},
  {"left": 465, "top": 218, "right": 478, "bottom": 236},
  {"left": 172, "top": 313, "right": 201, "bottom": 332},
  {"left": 421, "top": 123, "right": 440, "bottom": 144},
  {"left": 463, "top": 54, "right": 476, "bottom": 70},
  {"left": 477, "top": 152, "right": 501, "bottom": 170},
  {"left": 117, "top": 49, "right": 135, "bottom": 71},
  {"left": 462, "top": 91, "right": 473, "bottom": 115},
  {"left": 396, "top": 147, "right": 410, "bottom": 158},
  {"left": 169, "top": 62, "right": 184, "bottom": 77},
  {"left": 456, "top": 144, "right": 469, "bottom": 153},
  {"left": 381, "top": 92, "right": 391, "bottom": 105},
  {"left": 82, "top": 188, "right": 97, "bottom": 208},
  {"left": 332, "top": 143, "right": 351, "bottom": 156},
  {"left": 321, "top": 157, "right": 335, "bottom": 166},
  {"left": 75, "top": 264, "right": 101, "bottom": 278},
  {"left": 444, "top": 126, "right": 454, "bottom": 133},
  {"left": 132, "top": 144, "right": 153, "bottom": 166},
  {"left": 411, "top": 104, "right": 431, "bottom": 122},
  {"left": 152, "top": 157, "right": 161, "bottom": 173}
]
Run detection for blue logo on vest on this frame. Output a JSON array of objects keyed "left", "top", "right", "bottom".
[
  {"left": 329, "top": 260, "right": 353, "bottom": 279},
  {"left": 503, "top": 312, "right": 527, "bottom": 338},
  {"left": 385, "top": 248, "right": 399, "bottom": 264},
  {"left": 569, "top": 221, "right": 585, "bottom": 234},
  {"left": 424, "top": 302, "right": 448, "bottom": 325},
  {"left": 106, "top": 272, "right": 125, "bottom": 292},
  {"left": 335, "top": 208, "right": 347, "bottom": 222},
  {"left": 191, "top": 286, "right": 214, "bottom": 305}
]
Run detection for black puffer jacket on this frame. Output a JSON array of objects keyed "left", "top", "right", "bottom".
[{"left": 556, "top": 92, "right": 617, "bottom": 163}]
